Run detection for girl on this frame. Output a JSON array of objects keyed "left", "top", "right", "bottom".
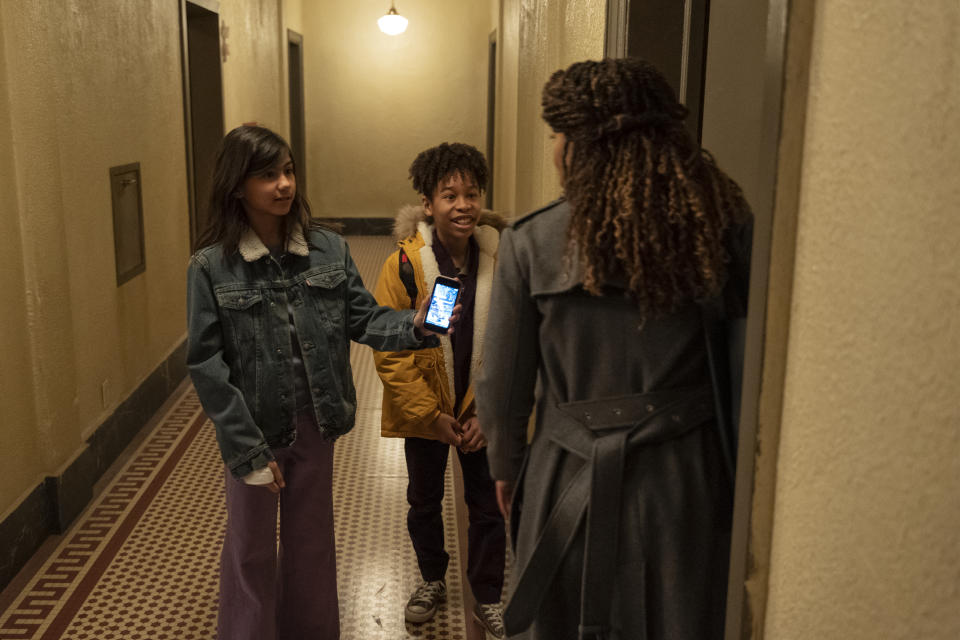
[
  {"left": 372, "top": 143, "right": 507, "bottom": 638},
  {"left": 186, "top": 125, "right": 450, "bottom": 640},
  {"left": 477, "top": 59, "right": 753, "bottom": 639}
]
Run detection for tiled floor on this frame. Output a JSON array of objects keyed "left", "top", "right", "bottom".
[{"left": 0, "top": 236, "right": 507, "bottom": 640}]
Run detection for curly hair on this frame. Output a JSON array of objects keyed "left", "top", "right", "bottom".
[
  {"left": 542, "top": 58, "right": 750, "bottom": 315},
  {"left": 409, "top": 142, "right": 488, "bottom": 198}
]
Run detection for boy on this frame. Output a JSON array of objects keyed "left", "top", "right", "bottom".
[{"left": 372, "top": 143, "right": 506, "bottom": 638}]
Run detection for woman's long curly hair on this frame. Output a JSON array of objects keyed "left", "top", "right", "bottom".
[
  {"left": 542, "top": 58, "right": 749, "bottom": 314},
  {"left": 195, "top": 125, "right": 335, "bottom": 256}
]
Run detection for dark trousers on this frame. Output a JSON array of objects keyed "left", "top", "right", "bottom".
[
  {"left": 404, "top": 437, "right": 506, "bottom": 604},
  {"left": 218, "top": 413, "right": 340, "bottom": 640}
]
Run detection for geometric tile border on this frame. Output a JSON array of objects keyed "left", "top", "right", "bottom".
[
  {"left": 0, "top": 237, "right": 482, "bottom": 640},
  {"left": 0, "top": 236, "right": 509, "bottom": 640},
  {"left": 0, "top": 395, "right": 205, "bottom": 640}
]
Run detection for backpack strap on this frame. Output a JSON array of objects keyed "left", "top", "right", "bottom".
[{"left": 398, "top": 248, "right": 418, "bottom": 309}]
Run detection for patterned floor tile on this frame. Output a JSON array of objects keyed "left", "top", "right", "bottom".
[{"left": 0, "top": 236, "right": 505, "bottom": 640}]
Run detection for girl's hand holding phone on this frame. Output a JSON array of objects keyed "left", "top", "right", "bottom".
[{"left": 414, "top": 277, "right": 463, "bottom": 337}]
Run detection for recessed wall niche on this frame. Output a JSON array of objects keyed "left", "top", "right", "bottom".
[{"left": 109, "top": 162, "right": 146, "bottom": 286}]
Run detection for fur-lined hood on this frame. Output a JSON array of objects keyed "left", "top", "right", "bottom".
[{"left": 392, "top": 204, "right": 508, "bottom": 242}]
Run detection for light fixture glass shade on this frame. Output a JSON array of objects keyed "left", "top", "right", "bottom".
[{"left": 378, "top": 11, "right": 408, "bottom": 35}]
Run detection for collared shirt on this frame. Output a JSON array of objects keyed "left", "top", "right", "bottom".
[{"left": 431, "top": 230, "right": 479, "bottom": 416}]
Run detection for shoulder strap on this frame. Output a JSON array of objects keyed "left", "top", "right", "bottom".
[{"left": 398, "top": 248, "right": 418, "bottom": 309}]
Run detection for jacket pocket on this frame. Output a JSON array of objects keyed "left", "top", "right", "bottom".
[
  {"left": 217, "top": 289, "right": 263, "bottom": 310},
  {"left": 215, "top": 288, "right": 263, "bottom": 351},
  {"left": 303, "top": 266, "right": 347, "bottom": 327},
  {"left": 414, "top": 352, "right": 450, "bottom": 413},
  {"left": 213, "top": 287, "right": 264, "bottom": 412}
]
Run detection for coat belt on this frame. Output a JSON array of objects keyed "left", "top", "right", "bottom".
[{"left": 503, "top": 385, "right": 715, "bottom": 639}]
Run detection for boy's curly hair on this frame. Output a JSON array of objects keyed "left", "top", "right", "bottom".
[
  {"left": 542, "top": 58, "right": 750, "bottom": 315},
  {"left": 409, "top": 142, "right": 488, "bottom": 198}
]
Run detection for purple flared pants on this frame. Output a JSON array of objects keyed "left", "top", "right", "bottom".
[{"left": 217, "top": 413, "right": 340, "bottom": 640}]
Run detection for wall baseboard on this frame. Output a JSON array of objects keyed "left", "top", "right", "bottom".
[
  {"left": 0, "top": 340, "right": 188, "bottom": 592},
  {"left": 322, "top": 217, "right": 393, "bottom": 236}
]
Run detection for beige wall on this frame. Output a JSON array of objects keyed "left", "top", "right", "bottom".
[
  {"left": 764, "top": 1, "right": 960, "bottom": 637},
  {"left": 494, "top": 0, "right": 605, "bottom": 216},
  {"left": 301, "top": 1, "right": 496, "bottom": 218},
  {"left": 0, "top": 0, "right": 190, "bottom": 513},
  {"left": 0, "top": 0, "right": 292, "bottom": 521},
  {"left": 0, "top": 7, "right": 40, "bottom": 518},
  {"left": 221, "top": 0, "right": 286, "bottom": 131}
]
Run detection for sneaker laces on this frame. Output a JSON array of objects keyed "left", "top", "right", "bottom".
[
  {"left": 409, "top": 581, "right": 444, "bottom": 609},
  {"left": 476, "top": 602, "right": 504, "bottom": 633}
]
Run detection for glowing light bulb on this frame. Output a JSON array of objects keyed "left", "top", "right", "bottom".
[{"left": 378, "top": 5, "right": 408, "bottom": 35}]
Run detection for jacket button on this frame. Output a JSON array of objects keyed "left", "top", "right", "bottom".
[
  {"left": 583, "top": 412, "right": 592, "bottom": 421},
  {"left": 646, "top": 404, "right": 655, "bottom": 412},
  {"left": 613, "top": 407, "right": 622, "bottom": 416},
  {"left": 276, "top": 348, "right": 282, "bottom": 355}
]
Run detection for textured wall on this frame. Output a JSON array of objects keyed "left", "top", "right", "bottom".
[
  {"left": 0, "top": 6, "right": 40, "bottom": 515},
  {"left": 221, "top": 0, "right": 285, "bottom": 131},
  {"left": 497, "top": 0, "right": 605, "bottom": 216},
  {"left": 301, "top": 1, "right": 496, "bottom": 219},
  {"left": 0, "top": 0, "right": 190, "bottom": 512},
  {"left": 0, "top": 0, "right": 292, "bottom": 519},
  {"left": 764, "top": 1, "right": 960, "bottom": 638}
]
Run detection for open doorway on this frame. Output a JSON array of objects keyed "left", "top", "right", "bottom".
[
  {"left": 179, "top": 0, "right": 225, "bottom": 249},
  {"left": 605, "top": 0, "right": 709, "bottom": 142},
  {"left": 288, "top": 30, "right": 307, "bottom": 200}
]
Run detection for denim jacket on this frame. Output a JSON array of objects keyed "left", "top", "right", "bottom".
[{"left": 187, "top": 224, "right": 426, "bottom": 478}]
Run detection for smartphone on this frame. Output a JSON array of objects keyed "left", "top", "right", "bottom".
[{"left": 423, "top": 276, "right": 462, "bottom": 334}]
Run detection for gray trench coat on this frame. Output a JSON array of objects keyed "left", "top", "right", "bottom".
[{"left": 476, "top": 199, "right": 751, "bottom": 640}]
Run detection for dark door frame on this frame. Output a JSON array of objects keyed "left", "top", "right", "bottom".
[
  {"left": 287, "top": 29, "right": 306, "bottom": 199},
  {"left": 486, "top": 30, "right": 497, "bottom": 210},
  {"left": 605, "top": 0, "right": 809, "bottom": 637},
  {"left": 179, "top": 0, "right": 225, "bottom": 250}
]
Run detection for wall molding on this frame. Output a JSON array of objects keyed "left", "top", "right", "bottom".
[
  {"left": 323, "top": 217, "right": 394, "bottom": 236},
  {"left": 0, "top": 340, "right": 188, "bottom": 592}
]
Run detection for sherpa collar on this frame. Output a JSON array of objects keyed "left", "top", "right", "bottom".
[
  {"left": 238, "top": 223, "right": 310, "bottom": 262},
  {"left": 392, "top": 204, "right": 507, "bottom": 242}
]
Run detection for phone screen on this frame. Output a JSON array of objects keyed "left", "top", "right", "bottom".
[{"left": 425, "top": 279, "right": 460, "bottom": 331}]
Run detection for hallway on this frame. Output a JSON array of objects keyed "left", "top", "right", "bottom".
[{"left": 0, "top": 237, "right": 506, "bottom": 640}]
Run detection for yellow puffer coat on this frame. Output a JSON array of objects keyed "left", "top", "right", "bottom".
[{"left": 372, "top": 204, "right": 504, "bottom": 440}]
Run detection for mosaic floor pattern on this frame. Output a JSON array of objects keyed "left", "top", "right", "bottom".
[{"left": 0, "top": 236, "right": 507, "bottom": 640}]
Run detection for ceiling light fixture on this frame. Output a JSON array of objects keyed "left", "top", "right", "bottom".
[{"left": 377, "top": 1, "right": 408, "bottom": 36}]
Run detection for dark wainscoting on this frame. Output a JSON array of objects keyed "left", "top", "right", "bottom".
[
  {"left": 322, "top": 217, "right": 393, "bottom": 236},
  {"left": 0, "top": 340, "right": 188, "bottom": 592}
]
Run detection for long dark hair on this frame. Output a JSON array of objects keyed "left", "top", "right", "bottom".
[
  {"left": 195, "top": 125, "right": 325, "bottom": 255},
  {"left": 542, "top": 58, "right": 749, "bottom": 316}
]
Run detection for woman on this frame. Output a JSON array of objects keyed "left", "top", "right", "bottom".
[{"left": 476, "top": 59, "right": 752, "bottom": 639}]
